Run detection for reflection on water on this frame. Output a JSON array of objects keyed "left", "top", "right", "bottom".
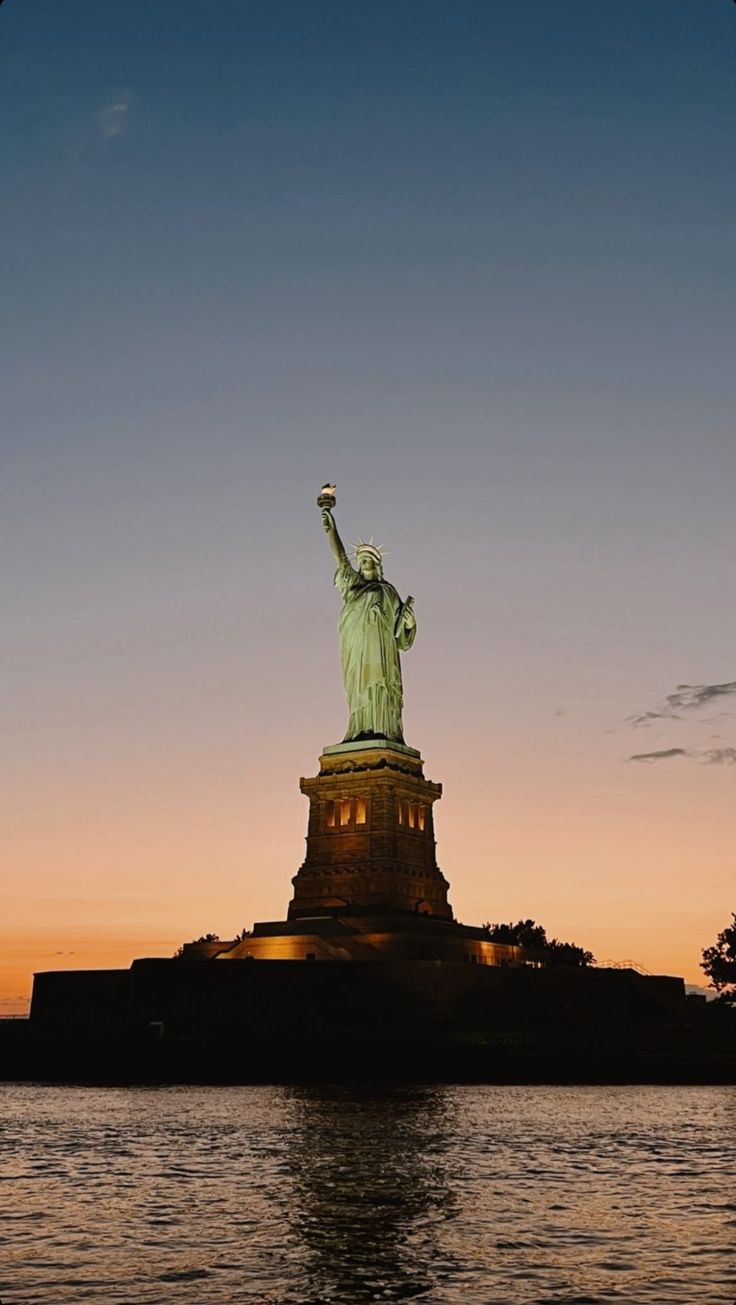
[
  {"left": 0, "top": 1083, "right": 734, "bottom": 1304},
  {"left": 285, "top": 1085, "right": 458, "bottom": 1302}
]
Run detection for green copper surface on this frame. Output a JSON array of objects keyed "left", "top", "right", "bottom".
[
  {"left": 320, "top": 499, "right": 416, "bottom": 743},
  {"left": 322, "top": 739, "right": 421, "bottom": 759}
]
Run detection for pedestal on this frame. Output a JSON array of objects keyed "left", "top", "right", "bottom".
[{"left": 288, "top": 740, "right": 453, "bottom": 920}]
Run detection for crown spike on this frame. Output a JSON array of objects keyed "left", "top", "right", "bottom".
[{"left": 351, "top": 535, "right": 388, "bottom": 565}]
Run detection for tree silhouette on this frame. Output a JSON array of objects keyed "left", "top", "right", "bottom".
[
  {"left": 483, "top": 918, "right": 594, "bottom": 966},
  {"left": 701, "top": 913, "right": 736, "bottom": 1001}
]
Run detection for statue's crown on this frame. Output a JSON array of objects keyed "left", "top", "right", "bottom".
[{"left": 352, "top": 537, "right": 387, "bottom": 565}]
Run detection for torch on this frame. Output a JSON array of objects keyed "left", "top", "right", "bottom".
[{"left": 317, "top": 483, "right": 337, "bottom": 511}]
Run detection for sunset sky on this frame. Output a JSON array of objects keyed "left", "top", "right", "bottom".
[{"left": 2, "top": 0, "right": 735, "bottom": 1013}]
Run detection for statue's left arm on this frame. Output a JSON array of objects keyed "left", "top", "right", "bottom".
[{"left": 395, "top": 596, "right": 416, "bottom": 651}]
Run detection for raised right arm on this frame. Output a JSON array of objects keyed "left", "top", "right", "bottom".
[{"left": 322, "top": 508, "right": 348, "bottom": 566}]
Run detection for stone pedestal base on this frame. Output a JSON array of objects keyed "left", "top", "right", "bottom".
[{"left": 288, "top": 741, "right": 453, "bottom": 920}]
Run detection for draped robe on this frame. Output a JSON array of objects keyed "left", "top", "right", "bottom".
[{"left": 335, "top": 557, "right": 416, "bottom": 742}]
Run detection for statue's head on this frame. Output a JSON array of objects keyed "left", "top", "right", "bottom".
[{"left": 355, "top": 541, "right": 384, "bottom": 581}]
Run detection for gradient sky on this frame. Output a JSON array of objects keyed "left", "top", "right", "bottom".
[{"left": 2, "top": 0, "right": 735, "bottom": 1013}]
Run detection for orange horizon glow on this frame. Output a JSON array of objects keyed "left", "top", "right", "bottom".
[{"left": 2, "top": 723, "right": 729, "bottom": 1014}]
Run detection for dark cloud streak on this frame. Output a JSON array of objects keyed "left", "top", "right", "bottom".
[
  {"left": 626, "top": 680, "right": 736, "bottom": 740},
  {"left": 626, "top": 709, "right": 681, "bottom": 728},
  {"left": 628, "top": 748, "right": 688, "bottom": 763},
  {"left": 628, "top": 745, "right": 736, "bottom": 766},
  {"left": 666, "top": 680, "right": 736, "bottom": 712}
]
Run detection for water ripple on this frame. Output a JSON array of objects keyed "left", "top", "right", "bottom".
[{"left": 0, "top": 1084, "right": 734, "bottom": 1303}]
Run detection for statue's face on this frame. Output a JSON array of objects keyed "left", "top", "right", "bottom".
[{"left": 358, "top": 554, "right": 381, "bottom": 580}]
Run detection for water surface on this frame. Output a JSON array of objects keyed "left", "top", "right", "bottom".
[{"left": 0, "top": 1084, "right": 734, "bottom": 1303}]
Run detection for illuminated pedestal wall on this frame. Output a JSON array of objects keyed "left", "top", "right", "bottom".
[
  {"left": 288, "top": 740, "right": 452, "bottom": 920},
  {"left": 182, "top": 741, "right": 526, "bottom": 964}
]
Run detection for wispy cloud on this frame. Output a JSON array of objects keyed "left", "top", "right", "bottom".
[
  {"left": 629, "top": 747, "right": 688, "bottom": 764},
  {"left": 628, "top": 745, "right": 736, "bottom": 766},
  {"left": 627, "top": 679, "right": 736, "bottom": 730},
  {"left": 665, "top": 681, "right": 736, "bottom": 712},
  {"left": 701, "top": 747, "right": 736, "bottom": 766},
  {"left": 626, "top": 709, "right": 681, "bottom": 729},
  {"left": 625, "top": 677, "right": 736, "bottom": 768},
  {"left": 99, "top": 92, "right": 132, "bottom": 140}
]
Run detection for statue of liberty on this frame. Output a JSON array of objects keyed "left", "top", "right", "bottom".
[{"left": 319, "top": 487, "right": 416, "bottom": 743}]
